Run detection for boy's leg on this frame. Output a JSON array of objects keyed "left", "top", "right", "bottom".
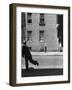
[
  {"left": 25, "top": 57, "right": 29, "bottom": 70},
  {"left": 29, "top": 56, "right": 39, "bottom": 66}
]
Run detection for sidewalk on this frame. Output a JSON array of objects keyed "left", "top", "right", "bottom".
[
  {"left": 22, "top": 52, "right": 63, "bottom": 69},
  {"left": 31, "top": 51, "right": 63, "bottom": 55}
]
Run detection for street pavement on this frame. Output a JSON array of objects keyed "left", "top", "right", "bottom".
[{"left": 22, "top": 68, "right": 63, "bottom": 77}]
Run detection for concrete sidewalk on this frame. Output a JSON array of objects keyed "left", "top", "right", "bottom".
[
  {"left": 31, "top": 52, "right": 63, "bottom": 55},
  {"left": 22, "top": 53, "right": 63, "bottom": 69}
]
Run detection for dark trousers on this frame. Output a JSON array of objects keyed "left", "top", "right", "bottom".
[{"left": 25, "top": 56, "right": 37, "bottom": 70}]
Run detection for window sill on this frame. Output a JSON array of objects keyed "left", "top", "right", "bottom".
[{"left": 39, "top": 23, "right": 45, "bottom": 26}]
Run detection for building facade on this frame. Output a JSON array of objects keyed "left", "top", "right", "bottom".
[{"left": 21, "top": 12, "right": 61, "bottom": 52}]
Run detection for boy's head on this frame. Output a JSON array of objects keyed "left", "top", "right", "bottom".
[{"left": 23, "top": 40, "right": 26, "bottom": 45}]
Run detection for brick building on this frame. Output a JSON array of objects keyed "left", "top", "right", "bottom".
[{"left": 21, "top": 12, "right": 63, "bottom": 52}]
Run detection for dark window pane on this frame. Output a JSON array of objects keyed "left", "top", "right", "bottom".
[
  {"left": 27, "top": 19, "right": 32, "bottom": 23},
  {"left": 27, "top": 13, "right": 32, "bottom": 16},
  {"left": 40, "top": 13, "right": 44, "bottom": 18}
]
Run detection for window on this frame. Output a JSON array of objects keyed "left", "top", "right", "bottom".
[
  {"left": 27, "top": 31, "right": 32, "bottom": 41},
  {"left": 27, "top": 19, "right": 32, "bottom": 23},
  {"left": 39, "top": 13, "right": 45, "bottom": 25},
  {"left": 39, "top": 30, "right": 44, "bottom": 41},
  {"left": 27, "top": 13, "right": 32, "bottom": 23},
  {"left": 27, "top": 13, "right": 32, "bottom": 17}
]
